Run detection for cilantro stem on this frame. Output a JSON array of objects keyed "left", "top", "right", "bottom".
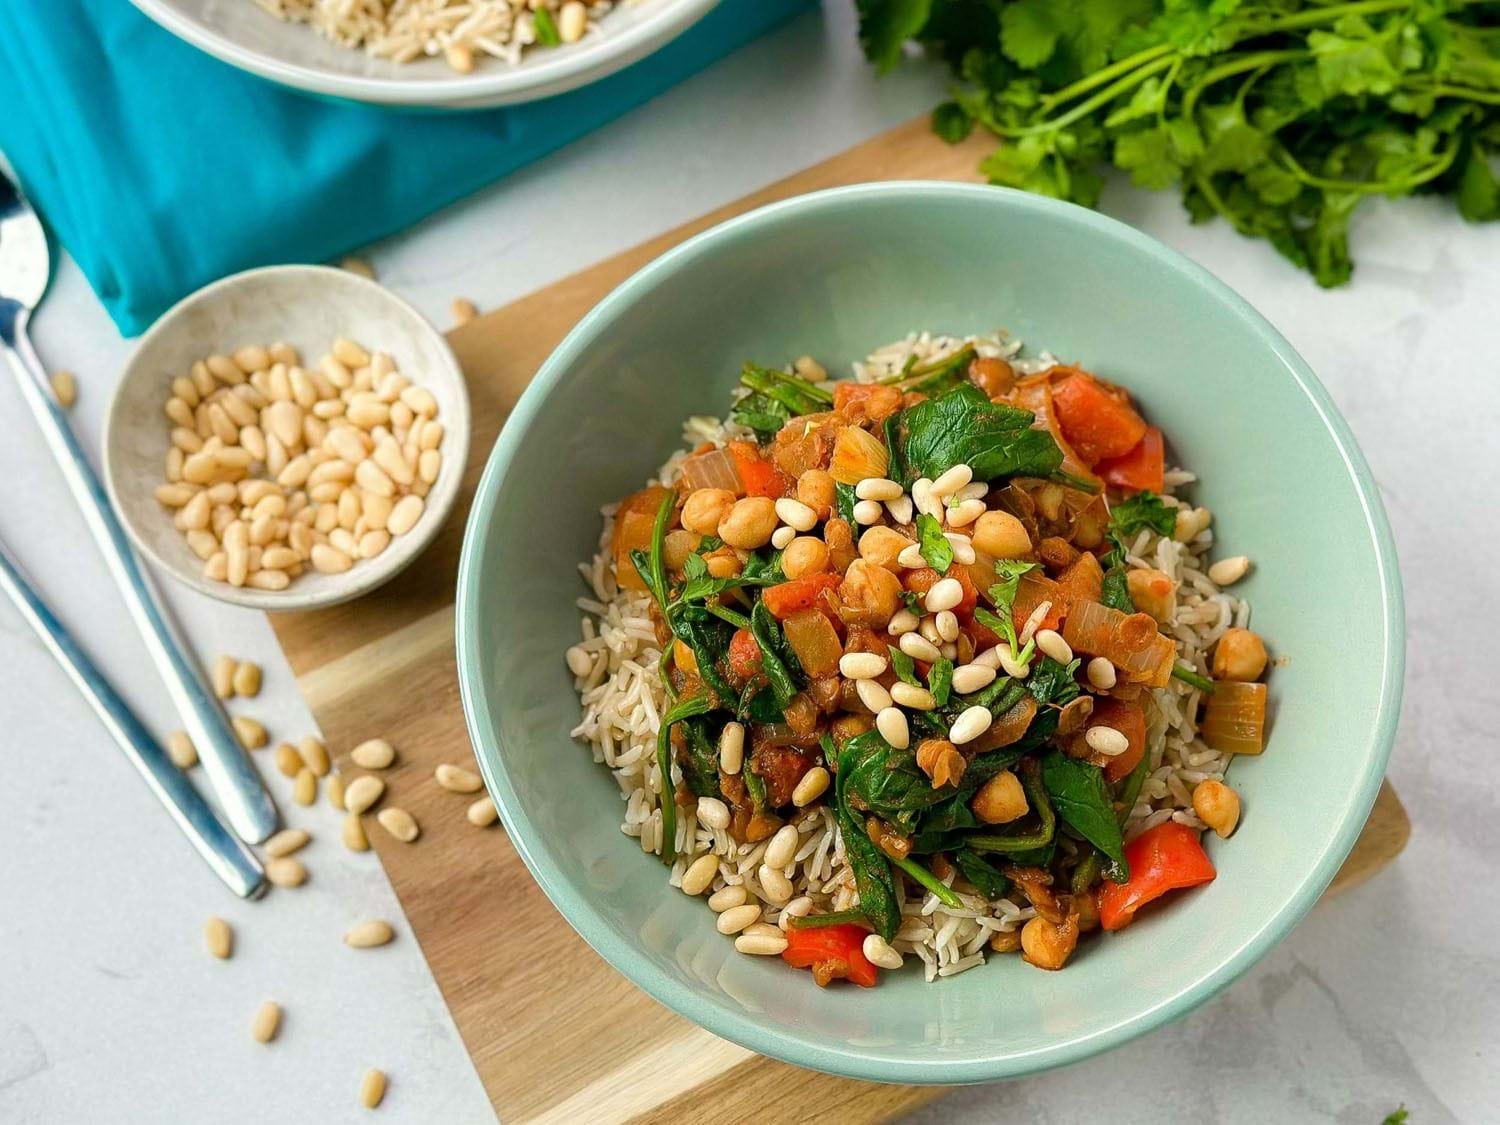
[
  {"left": 646, "top": 488, "right": 675, "bottom": 617},
  {"left": 703, "top": 603, "right": 751, "bottom": 630},
  {"left": 995, "top": 55, "right": 1177, "bottom": 138},
  {"left": 892, "top": 855, "right": 965, "bottom": 909},
  {"left": 1171, "top": 663, "right": 1216, "bottom": 694},
  {"left": 1038, "top": 43, "right": 1174, "bottom": 115},
  {"left": 787, "top": 909, "right": 873, "bottom": 931},
  {"left": 1274, "top": 135, "right": 1460, "bottom": 194},
  {"left": 1181, "top": 49, "right": 1308, "bottom": 121}
]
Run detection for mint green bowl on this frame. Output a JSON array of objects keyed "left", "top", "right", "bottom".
[{"left": 456, "top": 182, "right": 1403, "bottom": 1083}]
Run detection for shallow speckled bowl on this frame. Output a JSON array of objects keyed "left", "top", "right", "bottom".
[
  {"left": 456, "top": 183, "right": 1403, "bottom": 1082},
  {"left": 105, "top": 265, "right": 469, "bottom": 612}
]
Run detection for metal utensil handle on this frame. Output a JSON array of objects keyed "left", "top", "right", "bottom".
[
  {"left": 4, "top": 318, "right": 277, "bottom": 843},
  {"left": 0, "top": 538, "right": 265, "bottom": 897}
]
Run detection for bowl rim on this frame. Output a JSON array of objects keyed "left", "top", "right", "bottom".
[
  {"left": 455, "top": 180, "right": 1405, "bottom": 1083},
  {"left": 103, "top": 262, "right": 470, "bottom": 612},
  {"left": 130, "top": 0, "right": 720, "bottom": 108}
]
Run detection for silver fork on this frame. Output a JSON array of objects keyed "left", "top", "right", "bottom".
[{"left": 0, "top": 171, "right": 278, "bottom": 844}]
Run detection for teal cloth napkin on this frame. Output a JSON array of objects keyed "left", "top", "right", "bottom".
[{"left": 0, "top": 0, "right": 811, "bottom": 335}]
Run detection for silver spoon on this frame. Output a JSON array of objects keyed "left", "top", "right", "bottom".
[{"left": 0, "top": 171, "right": 278, "bottom": 844}]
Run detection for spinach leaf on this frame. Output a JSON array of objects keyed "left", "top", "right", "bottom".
[
  {"left": 888, "top": 645, "right": 921, "bottom": 687},
  {"left": 954, "top": 848, "right": 1010, "bottom": 901},
  {"left": 678, "top": 718, "right": 722, "bottom": 799},
  {"left": 968, "top": 761, "right": 1057, "bottom": 855},
  {"left": 839, "top": 731, "right": 950, "bottom": 823},
  {"left": 915, "top": 512, "right": 953, "bottom": 572},
  {"left": 1026, "top": 656, "right": 1081, "bottom": 707},
  {"left": 1114, "top": 751, "right": 1151, "bottom": 828},
  {"left": 895, "top": 344, "right": 977, "bottom": 397},
  {"left": 749, "top": 601, "right": 800, "bottom": 708},
  {"left": 1109, "top": 491, "right": 1175, "bottom": 540},
  {"left": 899, "top": 384, "right": 1063, "bottom": 483},
  {"left": 744, "top": 763, "right": 768, "bottom": 812},
  {"left": 655, "top": 693, "right": 714, "bottom": 864},
  {"left": 787, "top": 908, "right": 872, "bottom": 931},
  {"left": 1100, "top": 565, "right": 1136, "bottom": 613},
  {"left": 1040, "top": 750, "right": 1129, "bottom": 882},
  {"left": 883, "top": 412, "right": 907, "bottom": 487},
  {"left": 740, "top": 363, "right": 833, "bottom": 415},
  {"left": 730, "top": 391, "right": 790, "bottom": 440},
  {"left": 677, "top": 615, "right": 735, "bottom": 706},
  {"left": 834, "top": 736, "right": 901, "bottom": 940},
  {"left": 927, "top": 657, "right": 954, "bottom": 707},
  {"left": 834, "top": 482, "right": 858, "bottom": 526},
  {"left": 674, "top": 551, "right": 782, "bottom": 607},
  {"left": 893, "top": 854, "right": 965, "bottom": 909}
]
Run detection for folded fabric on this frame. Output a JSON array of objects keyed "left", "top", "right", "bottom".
[{"left": 0, "top": 0, "right": 812, "bottom": 336}]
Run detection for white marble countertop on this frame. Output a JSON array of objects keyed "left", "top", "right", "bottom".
[{"left": 1, "top": 3, "right": 1494, "bottom": 1122}]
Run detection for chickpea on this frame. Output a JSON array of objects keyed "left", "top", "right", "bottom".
[
  {"left": 1193, "top": 779, "right": 1241, "bottom": 838},
  {"left": 1020, "top": 913, "right": 1079, "bottom": 971},
  {"left": 1073, "top": 888, "right": 1099, "bottom": 933},
  {"left": 663, "top": 529, "right": 699, "bottom": 571},
  {"left": 682, "top": 488, "right": 736, "bottom": 536},
  {"left": 967, "top": 356, "right": 1015, "bottom": 398},
  {"left": 782, "top": 536, "right": 829, "bottom": 580},
  {"left": 705, "top": 548, "right": 741, "bottom": 579},
  {"left": 989, "top": 928, "right": 1023, "bottom": 954},
  {"left": 796, "top": 469, "right": 836, "bottom": 521},
  {"left": 1126, "top": 567, "right": 1177, "bottom": 623},
  {"left": 824, "top": 517, "right": 858, "bottom": 573},
  {"left": 858, "top": 526, "right": 912, "bottom": 571},
  {"left": 717, "top": 496, "right": 777, "bottom": 549},
  {"left": 971, "top": 510, "right": 1031, "bottom": 559},
  {"left": 1211, "top": 627, "right": 1267, "bottom": 682},
  {"left": 672, "top": 638, "right": 698, "bottom": 676},
  {"left": 838, "top": 559, "right": 904, "bottom": 625},
  {"left": 969, "top": 769, "right": 1029, "bottom": 825}
]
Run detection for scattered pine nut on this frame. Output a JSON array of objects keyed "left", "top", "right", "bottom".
[
  {"left": 232, "top": 716, "right": 268, "bottom": 750},
  {"left": 263, "top": 828, "right": 309, "bottom": 858},
  {"left": 342, "top": 813, "right": 370, "bottom": 852},
  {"left": 360, "top": 1068, "right": 387, "bottom": 1109},
  {"left": 250, "top": 1001, "right": 281, "bottom": 1044},
  {"left": 344, "top": 920, "right": 395, "bottom": 948},
  {"left": 466, "top": 797, "right": 497, "bottom": 827},
  {"left": 166, "top": 730, "right": 198, "bottom": 770},
  {"left": 204, "top": 916, "right": 233, "bottom": 960},
  {"left": 298, "top": 736, "right": 331, "bottom": 777},
  {"left": 350, "top": 738, "right": 395, "bottom": 770},
  {"left": 212, "top": 654, "right": 237, "bottom": 699},
  {"left": 344, "top": 775, "right": 385, "bottom": 815},
  {"left": 231, "top": 660, "right": 262, "bottom": 698},
  {"left": 340, "top": 256, "right": 376, "bottom": 279},
  {"left": 274, "top": 742, "right": 304, "bottom": 778},
  {"left": 51, "top": 370, "right": 77, "bottom": 408},
  {"left": 265, "top": 857, "right": 307, "bottom": 888},
  {"left": 434, "top": 763, "right": 482, "bottom": 794},
  {"left": 451, "top": 297, "right": 478, "bottom": 326},
  {"left": 327, "top": 771, "right": 347, "bottom": 811},
  {"left": 293, "top": 767, "right": 317, "bottom": 806},
  {"left": 376, "top": 807, "right": 419, "bottom": 843}
]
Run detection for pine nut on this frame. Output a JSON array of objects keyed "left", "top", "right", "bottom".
[
  {"left": 887, "top": 608, "right": 919, "bottom": 635},
  {"left": 763, "top": 824, "right": 799, "bottom": 869},
  {"left": 418, "top": 449, "right": 441, "bottom": 485},
  {"left": 211, "top": 654, "right": 236, "bottom": 698},
  {"left": 735, "top": 930, "right": 789, "bottom": 956},
  {"left": 838, "top": 651, "right": 887, "bottom": 680},
  {"left": 997, "top": 643, "right": 1031, "bottom": 680},
  {"left": 951, "top": 663, "right": 996, "bottom": 695},
  {"left": 876, "top": 706, "right": 909, "bottom": 749},
  {"left": 946, "top": 498, "right": 986, "bottom": 527},
  {"left": 856, "top": 678, "right": 893, "bottom": 713},
  {"left": 351, "top": 738, "right": 395, "bottom": 769},
  {"left": 1085, "top": 725, "right": 1130, "bottom": 756},
  {"left": 681, "top": 853, "right": 720, "bottom": 895},
  {"left": 435, "top": 763, "right": 482, "bottom": 793},
  {"left": 770, "top": 525, "right": 796, "bottom": 550},
  {"left": 944, "top": 532, "right": 976, "bottom": 565},
  {"left": 467, "top": 796, "right": 498, "bottom": 827},
  {"left": 376, "top": 807, "right": 419, "bottom": 843},
  {"left": 327, "top": 771, "right": 347, "bottom": 810},
  {"left": 344, "top": 775, "right": 386, "bottom": 815},
  {"left": 929, "top": 463, "right": 973, "bottom": 498},
  {"left": 419, "top": 422, "right": 444, "bottom": 451},
  {"left": 696, "top": 796, "right": 731, "bottom": 830},
  {"left": 204, "top": 916, "right": 232, "bottom": 959},
  {"left": 345, "top": 920, "right": 395, "bottom": 948},
  {"left": 247, "top": 569, "right": 289, "bottom": 591},
  {"left": 273, "top": 742, "right": 303, "bottom": 778},
  {"left": 1087, "top": 657, "right": 1117, "bottom": 690},
  {"left": 386, "top": 494, "right": 424, "bottom": 536},
  {"left": 558, "top": 0, "right": 587, "bottom": 42},
  {"left": 373, "top": 437, "right": 414, "bottom": 486},
  {"left": 232, "top": 660, "right": 262, "bottom": 698},
  {"left": 890, "top": 682, "right": 936, "bottom": 710},
  {"left": 167, "top": 397, "right": 196, "bottom": 429},
  {"left": 708, "top": 885, "right": 748, "bottom": 913},
  {"left": 311, "top": 543, "right": 353, "bottom": 574},
  {"left": 935, "top": 609, "right": 960, "bottom": 643},
  {"left": 862, "top": 933, "right": 904, "bottom": 970},
  {"left": 924, "top": 577, "right": 963, "bottom": 612},
  {"left": 1208, "top": 555, "right": 1251, "bottom": 586},
  {"left": 791, "top": 766, "right": 830, "bottom": 807},
  {"left": 852, "top": 499, "right": 883, "bottom": 525},
  {"left": 265, "top": 858, "right": 306, "bottom": 887},
  {"left": 250, "top": 1001, "right": 281, "bottom": 1043},
  {"left": 1173, "top": 506, "right": 1212, "bottom": 542},
  {"left": 716, "top": 903, "right": 762, "bottom": 935},
  {"left": 855, "top": 477, "right": 903, "bottom": 501},
  {"left": 719, "top": 721, "right": 744, "bottom": 775},
  {"left": 359, "top": 1068, "right": 387, "bottom": 1110},
  {"left": 50, "top": 369, "right": 77, "bottom": 407},
  {"left": 885, "top": 494, "right": 914, "bottom": 524},
  {"left": 949, "top": 705, "right": 992, "bottom": 745},
  {"left": 232, "top": 716, "right": 267, "bottom": 749},
  {"left": 166, "top": 730, "right": 197, "bottom": 769},
  {"left": 294, "top": 767, "right": 317, "bottom": 806},
  {"left": 919, "top": 613, "right": 942, "bottom": 644},
  {"left": 343, "top": 813, "right": 370, "bottom": 852},
  {"left": 898, "top": 632, "right": 941, "bottom": 663},
  {"left": 1035, "top": 629, "right": 1073, "bottom": 665},
  {"left": 264, "top": 829, "right": 309, "bottom": 858},
  {"left": 772, "top": 497, "right": 817, "bottom": 532}
]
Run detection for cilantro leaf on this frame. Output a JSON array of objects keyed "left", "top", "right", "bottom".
[
  {"left": 928, "top": 657, "right": 955, "bottom": 706},
  {"left": 915, "top": 512, "right": 954, "bottom": 572},
  {"left": 1110, "top": 491, "right": 1176, "bottom": 540},
  {"left": 889, "top": 645, "right": 922, "bottom": 687},
  {"left": 856, "top": 0, "right": 932, "bottom": 74}
]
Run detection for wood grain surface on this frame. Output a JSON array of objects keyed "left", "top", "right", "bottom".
[{"left": 271, "top": 116, "right": 1410, "bottom": 1123}]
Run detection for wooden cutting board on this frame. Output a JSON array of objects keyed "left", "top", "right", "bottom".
[{"left": 271, "top": 116, "right": 1411, "bottom": 1123}]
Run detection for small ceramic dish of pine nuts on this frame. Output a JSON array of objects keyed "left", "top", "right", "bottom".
[{"left": 103, "top": 265, "right": 470, "bottom": 611}]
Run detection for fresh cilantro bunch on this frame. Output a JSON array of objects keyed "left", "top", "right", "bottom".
[{"left": 857, "top": 0, "right": 1500, "bottom": 286}]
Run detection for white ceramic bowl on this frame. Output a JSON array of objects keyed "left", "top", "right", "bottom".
[
  {"left": 131, "top": 0, "right": 719, "bottom": 109},
  {"left": 104, "top": 265, "right": 470, "bottom": 612}
]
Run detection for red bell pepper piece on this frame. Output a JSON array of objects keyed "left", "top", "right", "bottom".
[
  {"left": 1050, "top": 371, "right": 1148, "bottom": 465},
  {"left": 761, "top": 574, "right": 842, "bottom": 621},
  {"left": 725, "top": 440, "right": 793, "bottom": 499},
  {"left": 727, "top": 628, "right": 762, "bottom": 681},
  {"left": 1096, "top": 425, "right": 1165, "bottom": 494},
  {"left": 781, "top": 923, "right": 879, "bottom": 987},
  {"left": 1098, "top": 821, "right": 1217, "bottom": 931},
  {"left": 1087, "top": 697, "right": 1147, "bottom": 783}
]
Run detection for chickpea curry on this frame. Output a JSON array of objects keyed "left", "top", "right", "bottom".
[{"left": 595, "top": 341, "right": 1271, "bottom": 985}]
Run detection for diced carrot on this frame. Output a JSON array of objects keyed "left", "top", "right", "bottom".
[
  {"left": 1097, "top": 425, "right": 1165, "bottom": 494},
  {"left": 728, "top": 628, "right": 762, "bottom": 682},
  {"left": 1051, "top": 371, "right": 1148, "bottom": 467},
  {"left": 726, "top": 440, "right": 793, "bottom": 499},
  {"left": 1087, "top": 697, "right": 1147, "bottom": 782},
  {"left": 833, "top": 382, "right": 904, "bottom": 423},
  {"left": 1011, "top": 571, "right": 1063, "bottom": 635},
  {"left": 1012, "top": 376, "right": 1101, "bottom": 487},
  {"left": 611, "top": 486, "right": 669, "bottom": 591},
  {"left": 1054, "top": 552, "right": 1104, "bottom": 620},
  {"left": 762, "top": 574, "right": 842, "bottom": 620}
]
